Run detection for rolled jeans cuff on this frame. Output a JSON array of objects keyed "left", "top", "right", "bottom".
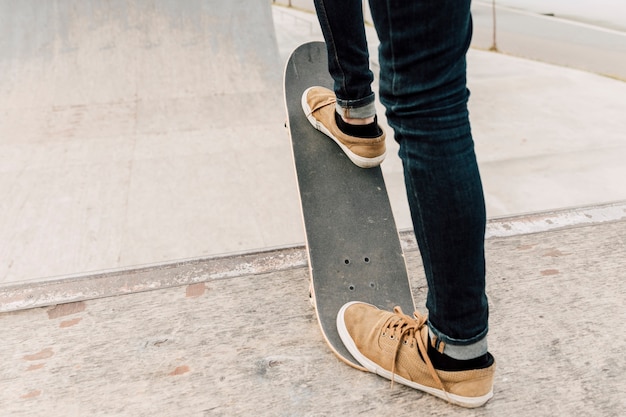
[
  {"left": 335, "top": 92, "right": 377, "bottom": 119},
  {"left": 428, "top": 323, "right": 489, "bottom": 360}
]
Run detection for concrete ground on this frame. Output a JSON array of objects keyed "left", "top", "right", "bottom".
[
  {"left": 1, "top": 206, "right": 625, "bottom": 416},
  {"left": 1, "top": 2, "right": 626, "bottom": 286}
]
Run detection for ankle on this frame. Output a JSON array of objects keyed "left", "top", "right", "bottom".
[
  {"left": 427, "top": 343, "right": 494, "bottom": 372},
  {"left": 342, "top": 115, "right": 375, "bottom": 125},
  {"left": 335, "top": 112, "right": 382, "bottom": 139}
]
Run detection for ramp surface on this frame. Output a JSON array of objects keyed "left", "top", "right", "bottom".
[
  {"left": 0, "top": 0, "right": 301, "bottom": 285},
  {"left": 3, "top": 3, "right": 626, "bottom": 289}
]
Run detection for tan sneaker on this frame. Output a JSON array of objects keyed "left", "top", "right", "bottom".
[
  {"left": 337, "top": 302, "right": 495, "bottom": 408},
  {"left": 301, "top": 86, "right": 386, "bottom": 168}
]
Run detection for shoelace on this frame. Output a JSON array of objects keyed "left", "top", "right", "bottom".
[{"left": 386, "top": 306, "right": 449, "bottom": 400}]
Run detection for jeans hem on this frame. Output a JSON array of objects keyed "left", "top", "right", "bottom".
[
  {"left": 335, "top": 93, "right": 376, "bottom": 118},
  {"left": 428, "top": 323, "right": 489, "bottom": 360}
]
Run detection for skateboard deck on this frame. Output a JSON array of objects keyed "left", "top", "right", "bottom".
[{"left": 284, "top": 41, "right": 415, "bottom": 369}]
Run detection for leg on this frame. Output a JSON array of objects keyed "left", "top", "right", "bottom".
[
  {"left": 332, "top": 1, "right": 496, "bottom": 407},
  {"left": 301, "top": 1, "right": 387, "bottom": 168},
  {"left": 368, "top": 0, "right": 488, "bottom": 355},
  {"left": 313, "top": 0, "right": 376, "bottom": 119}
]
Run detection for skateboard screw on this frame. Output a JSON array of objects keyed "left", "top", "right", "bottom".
[
  {"left": 348, "top": 285, "right": 355, "bottom": 291},
  {"left": 364, "top": 257, "right": 370, "bottom": 263},
  {"left": 344, "top": 259, "right": 350, "bottom": 265}
]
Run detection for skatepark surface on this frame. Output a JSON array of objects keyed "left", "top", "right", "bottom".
[
  {"left": 1, "top": 1, "right": 625, "bottom": 415},
  {"left": 1, "top": 0, "right": 625, "bottom": 286}
]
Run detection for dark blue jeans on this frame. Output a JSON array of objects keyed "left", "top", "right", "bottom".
[{"left": 314, "top": 0, "right": 488, "bottom": 357}]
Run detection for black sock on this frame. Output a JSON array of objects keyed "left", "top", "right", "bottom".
[
  {"left": 427, "top": 343, "right": 494, "bottom": 372},
  {"left": 335, "top": 112, "right": 382, "bottom": 138}
]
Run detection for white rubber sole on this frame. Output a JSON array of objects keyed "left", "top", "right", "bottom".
[
  {"left": 336, "top": 301, "right": 494, "bottom": 409},
  {"left": 301, "top": 87, "right": 386, "bottom": 169}
]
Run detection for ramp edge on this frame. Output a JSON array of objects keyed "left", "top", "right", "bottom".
[{"left": 2, "top": 201, "right": 624, "bottom": 313}]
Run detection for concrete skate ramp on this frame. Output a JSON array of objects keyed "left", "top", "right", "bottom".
[
  {"left": 1, "top": 0, "right": 281, "bottom": 133},
  {"left": 0, "top": 1, "right": 298, "bottom": 284}
]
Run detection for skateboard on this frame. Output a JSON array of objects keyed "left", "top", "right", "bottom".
[{"left": 283, "top": 41, "right": 415, "bottom": 370}]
